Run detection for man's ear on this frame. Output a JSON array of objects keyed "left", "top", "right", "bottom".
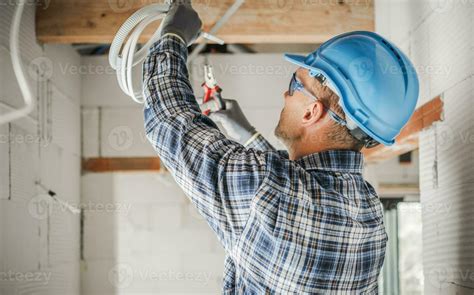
[{"left": 302, "top": 101, "right": 325, "bottom": 126}]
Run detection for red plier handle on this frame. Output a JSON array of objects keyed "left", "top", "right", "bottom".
[{"left": 200, "top": 65, "right": 226, "bottom": 115}]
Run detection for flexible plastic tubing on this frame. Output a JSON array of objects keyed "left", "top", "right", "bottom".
[
  {"left": 108, "top": 4, "right": 169, "bottom": 104},
  {"left": 0, "top": 0, "right": 35, "bottom": 125}
]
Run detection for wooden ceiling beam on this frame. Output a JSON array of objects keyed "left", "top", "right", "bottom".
[{"left": 36, "top": 0, "right": 374, "bottom": 44}]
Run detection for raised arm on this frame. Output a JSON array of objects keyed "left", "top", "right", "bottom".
[{"left": 143, "top": 3, "right": 272, "bottom": 251}]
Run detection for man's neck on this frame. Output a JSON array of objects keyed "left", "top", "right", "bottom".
[{"left": 287, "top": 139, "right": 352, "bottom": 161}]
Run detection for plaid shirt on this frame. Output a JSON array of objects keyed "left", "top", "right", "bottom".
[{"left": 143, "top": 35, "right": 387, "bottom": 294}]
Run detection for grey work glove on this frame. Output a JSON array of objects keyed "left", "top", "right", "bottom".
[
  {"left": 161, "top": 0, "right": 202, "bottom": 46},
  {"left": 210, "top": 99, "right": 257, "bottom": 145}
]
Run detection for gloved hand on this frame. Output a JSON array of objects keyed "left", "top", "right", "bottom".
[
  {"left": 210, "top": 99, "right": 257, "bottom": 145},
  {"left": 161, "top": 0, "right": 202, "bottom": 46}
]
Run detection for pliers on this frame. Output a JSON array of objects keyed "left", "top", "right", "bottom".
[{"left": 200, "top": 65, "right": 226, "bottom": 115}]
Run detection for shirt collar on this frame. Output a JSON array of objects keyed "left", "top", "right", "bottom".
[{"left": 295, "top": 150, "right": 364, "bottom": 174}]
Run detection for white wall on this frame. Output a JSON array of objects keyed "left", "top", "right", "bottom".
[
  {"left": 81, "top": 173, "right": 225, "bottom": 294},
  {"left": 376, "top": 0, "right": 474, "bottom": 293},
  {"left": 0, "top": 4, "right": 81, "bottom": 295}
]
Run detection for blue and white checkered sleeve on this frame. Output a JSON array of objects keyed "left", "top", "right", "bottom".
[
  {"left": 143, "top": 35, "right": 268, "bottom": 250},
  {"left": 245, "top": 133, "right": 289, "bottom": 158},
  {"left": 245, "top": 133, "right": 276, "bottom": 151}
]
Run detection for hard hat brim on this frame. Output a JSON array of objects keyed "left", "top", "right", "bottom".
[
  {"left": 284, "top": 53, "right": 343, "bottom": 97},
  {"left": 284, "top": 53, "right": 308, "bottom": 68}
]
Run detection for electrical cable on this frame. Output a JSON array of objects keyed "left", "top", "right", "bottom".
[
  {"left": 0, "top": 0, "right": 35, "bottom": 125},
  {"left": 108, "top": 3, "right": 170, "bottom": 104},
  {"left": 109, "top": 2, "right": 227, "bottom": 104}
]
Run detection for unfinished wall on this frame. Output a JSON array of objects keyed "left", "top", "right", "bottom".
[
  {"left": 376, "top": 0, "right": 474, "bottom": 293},
  {"left": 0, "top": 4, "right": 81, "bottom": 295}
]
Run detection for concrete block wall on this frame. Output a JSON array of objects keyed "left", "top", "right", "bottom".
[
  {"left": 0, "top": 4, "right": 81, "bottom": 295},
  {"left": 81, "top": 173, "right": 225, "bottom": 294},
  {"left": 376, "top": 0, "right": 474, "bottom": 293}
]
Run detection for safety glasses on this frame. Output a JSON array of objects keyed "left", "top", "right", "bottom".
[{"left": 288, "top": 73, "right": 347, "bottom": 127}]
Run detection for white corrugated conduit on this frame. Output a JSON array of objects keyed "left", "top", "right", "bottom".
[
  {"left": 0, "top": 0, "right": 35, "bottom": 125},
  {"left": 108, "top": 3, "right": 170, "bottom": 104},
  {"left": 109, "top": 1, "right": 242, "bottom": 104}
]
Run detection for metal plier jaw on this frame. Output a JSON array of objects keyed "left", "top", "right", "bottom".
[
  {"left": 204, "top": 65, "right": 218, "bottom": 89},
  {"left": 200, "top": 65, "right": 226, "bottom": 115}
]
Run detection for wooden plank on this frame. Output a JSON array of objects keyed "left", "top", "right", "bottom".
[
  {"left": 82, "top": 157, "right": 161, "bottom": 173},
  {"left": 378, "top": 183, "right": 420, "bottom": 198},
  {"left": 363, "top": 96, "right": 444, "bottom": 163},
  {"left": 36, "top": 0, "right": 374, "bottom": 44}
]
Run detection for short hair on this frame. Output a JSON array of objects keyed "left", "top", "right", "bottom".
[{"left": 310, "top": 79, "right": 365, "bottom": 151}]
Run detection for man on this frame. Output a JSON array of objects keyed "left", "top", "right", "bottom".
[{"left": 143, "top": 2, "right": 419, "bottom": 293}]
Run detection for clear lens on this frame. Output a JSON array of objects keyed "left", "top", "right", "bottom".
[{"left": 288, "top": 73, "right": 297, "bottom": 96}]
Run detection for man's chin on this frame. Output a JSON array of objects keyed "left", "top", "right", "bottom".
[
  {"left": 274, "top": 126, "right": 283, "bottom": 140},
  {"left": 274, "top": 126, "right": 290, "bottom": 143}
]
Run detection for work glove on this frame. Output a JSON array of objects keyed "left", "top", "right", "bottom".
[
  {"left": 161, "top": 0, "right": 202, "bottom": 46},
  {"left": 210, "top": 99, "right": 257, "bottom": 145}
]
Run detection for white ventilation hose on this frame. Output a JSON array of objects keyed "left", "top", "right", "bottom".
[
  {"left": 0, "top": 0, "right": 35, "bottom": 125},
  {"left": 109, "top": 3, "right": 170, "bottom": 104}
]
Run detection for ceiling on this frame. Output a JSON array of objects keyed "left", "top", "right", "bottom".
[{"left": 36, "top": 0, "right": 374, "bottom": 44}]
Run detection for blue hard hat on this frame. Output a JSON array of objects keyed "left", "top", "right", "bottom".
[{"left": 284, "top": 31, "right": 419, "bottom": 146}]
